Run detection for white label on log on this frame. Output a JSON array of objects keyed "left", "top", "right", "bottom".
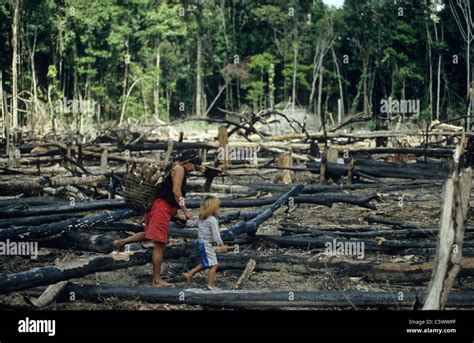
[{"left": 398, "top": 195, "right": 404, "bottom": 208}]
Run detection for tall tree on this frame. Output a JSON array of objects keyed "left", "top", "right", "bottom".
[
  {"left": 449, "top": 0, "right": 473, "bottom": 127},
  {"left": 11, "top": 0, "right": 19, "bottom": 128}
]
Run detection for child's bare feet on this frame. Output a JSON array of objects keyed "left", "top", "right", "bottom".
[
  {"left": 207, "top": 285, "right": 221, "bottom": 290},
  {"left": 113, "top": 240, "right": 124, "bottom": 252},
  {"left": 153, "top": 279, "right": 174, "bottom": 288},
  {"left": 183, "top": 272, "right": 192, "bottom": 286}
]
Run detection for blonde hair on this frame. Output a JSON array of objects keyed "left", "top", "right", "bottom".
[{"left": 199, "top": 196, "right": 221, "bottom": 220}]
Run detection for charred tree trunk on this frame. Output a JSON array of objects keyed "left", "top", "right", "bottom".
[
  {"left": 28, "top": 283, "right": 474, "bottom": 309},
  {"left": 221, "top": 185, "right": 303, "bottom": 240},
  {"left": 0, "top": 209, "right": 136, "bottom": 240}
]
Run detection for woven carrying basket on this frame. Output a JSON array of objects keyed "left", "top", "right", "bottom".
[{"left": 123, "top": 171, "right": 159, "bottom": 212}]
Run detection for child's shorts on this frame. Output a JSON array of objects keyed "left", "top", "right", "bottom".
[{"left": 198, "top": 242, "right": 218, "bottom": 269}]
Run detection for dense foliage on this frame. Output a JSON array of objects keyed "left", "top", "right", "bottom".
[{"left": 0, "top": 0, "right": 471, "bottom": 129}]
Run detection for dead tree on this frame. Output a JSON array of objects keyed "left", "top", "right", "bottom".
[{"left": 423, "top": 141, "right": 472, "bottom": 310}]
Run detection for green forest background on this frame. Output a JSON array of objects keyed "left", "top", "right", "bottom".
[{"left": 0, "top": 0, "right": 472, "bottom": 131}]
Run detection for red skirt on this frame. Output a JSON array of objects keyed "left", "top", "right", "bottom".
[{"left": 144, "top": 198, "right": 177, "bottom": 243}]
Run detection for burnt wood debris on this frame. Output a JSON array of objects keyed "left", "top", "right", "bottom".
[{"left": 1, "top": 115, "right": 473, "bottom": 310}]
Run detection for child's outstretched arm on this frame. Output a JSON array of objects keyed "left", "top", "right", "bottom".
[{"left": 185, "top": 219, "right": 199, "bottom": 228}]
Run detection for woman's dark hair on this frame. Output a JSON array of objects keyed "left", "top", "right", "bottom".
[{"left": 173, "top": 150, "right": 202, "bottom": 166}]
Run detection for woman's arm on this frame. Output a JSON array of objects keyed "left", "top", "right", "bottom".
[{"left": 171, "top": 164, "right": 192, "bottom": 219}]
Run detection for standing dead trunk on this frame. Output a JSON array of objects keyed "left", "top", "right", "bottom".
[
  {"left": 0, "top": 71, "right": 5, "bottom": 145},
  {"left": 11, "top": 0, "right": 19, "bottom": 129},
  {"left": 291, "top": 43, "right": 298, "bottom": 111},
  {"left": 423, "top": 141, "right": 472, "bottom": 310},
  {"left": 427, "top": 23, "right": 433, "bottom": 120},
  {"left": 362, "top": 56, "right": 369, "bottom": 117},
  {"left": 154, "top": 42, "right": 160, "bottom": 119},
  {"left": 434, "top": 23, "right": 443, "bottom": 121},
  {"left": 196, "top": 31, "right": 203, "bottom": 117},
  {"left": 318, "top": 66, "right": 324, "bottom": 132},
  {"left": 331, "top": 48, "right": 344, "bottom": 119},
  {"left": 268, "top": 63, "right": 275, "bottom": 109},
  {"left": 27, "top": 30, "right": 38, "bottom": 132},
  {"left": 121, "top": 38, "right": 130, "bottom": 124}
]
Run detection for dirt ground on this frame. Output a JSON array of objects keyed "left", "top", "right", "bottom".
[{"left": 1, "top": 170, "right": 473, "bottom": 310}]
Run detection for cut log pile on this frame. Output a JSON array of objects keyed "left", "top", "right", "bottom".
[{"left": 1, "top": 122, "right": 473, "bottom": 310}]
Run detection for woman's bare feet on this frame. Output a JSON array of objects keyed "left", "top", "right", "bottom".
[
  {"left": 113, "top": 240, "right": 124, "bottom": 252},
  {"left": 183, "top": 272, "right": 192, "bottom": 287},
  {"left": 153, "top": 279, "right": 174, "bottom": 288},
  {"left": 207, "top": 285, "right": 221, "bottom": 290}
]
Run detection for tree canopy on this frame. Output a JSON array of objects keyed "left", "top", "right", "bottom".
[{"left": 0, "top": 0, "right": 471, "bottom": 130}]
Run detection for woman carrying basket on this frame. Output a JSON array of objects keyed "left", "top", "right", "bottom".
[{"left": 113, "top": 149, "right": 202, "bottom": 287}]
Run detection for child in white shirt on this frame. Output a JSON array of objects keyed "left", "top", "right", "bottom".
[{"left": 183, "top": 196, "right": 230, "bottom": 289}]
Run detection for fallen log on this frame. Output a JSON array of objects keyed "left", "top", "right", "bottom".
[
  {"left": 0, "top": 196, "right": 61, "bottom": 208},
  {"left": 123, "top": 141, "right": 213, "bottom": 152},
  {"left": 0, "top": 213, "right": 83, "bottom": 229},
  {"left": 294, "top": 194, "right": 377, "bottom": 209},
  {"left": 0, "top": 177, "right": 49, "bottom": 195},
  {"left": 285, "top": 223, "right": 474, "bottom": 234},
  {"left": 260, "top": 235, "right": 474, "bottom": 253},
  {"left": 3, "top": 239, "right": 474, "bottom": 298},
  {"left": 306, "top": 160, "right": 450, "bottom": 180},
  {"left": 0, "top": 191, "right": 376, "bottom": 219},
  {"left": 364, "top": 216, "right": 421, "bottom": 230},
  {"left": 187, "top": 179, "right": 442, "bottom": 194},
  {"left": 189, "top": 193, "right": 377, "bottom": 210},
  {"left": 0, "top": 155, "right": 63, "bottom": 166},
  {"left": 81, "top": 149, "right": 156, "bottom": 164},
  {"left": 221, "top": 185, "right": 304, "bottom": 240},
  {"left": 0, "top": 175, "right": 109, "bottom": 195},
  {"left": 0, "top": 249, "right": 153, "bottom": 295},
  {"left": 330, "top": 146, "right": 454, "bottom": 157},
  {"left": 49, "top": 175, "right": 106, "bottom": 187},
  {"left": 278, "top": 226, "right": 448, "bottom": 239},
  {"left": 257, "top": 180, "right": 442, "bottom": 193},
  {"left": 31, "top": 283, "right": 474, "bottom": 309},
  {"left": 42, "top": 231, "right": 125, "bottom": 254},
  {"left": 0, "top": 199, "right": 127, "bottom": 219},
  {"left": 216, "top": 254, "right": 474, "bottom": 283},
  {"left": 266, "top": 130, "right": 473, "bottom": 142},
  {"left": 0, "top": 209, "right": 137, "bottom": 240}
]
